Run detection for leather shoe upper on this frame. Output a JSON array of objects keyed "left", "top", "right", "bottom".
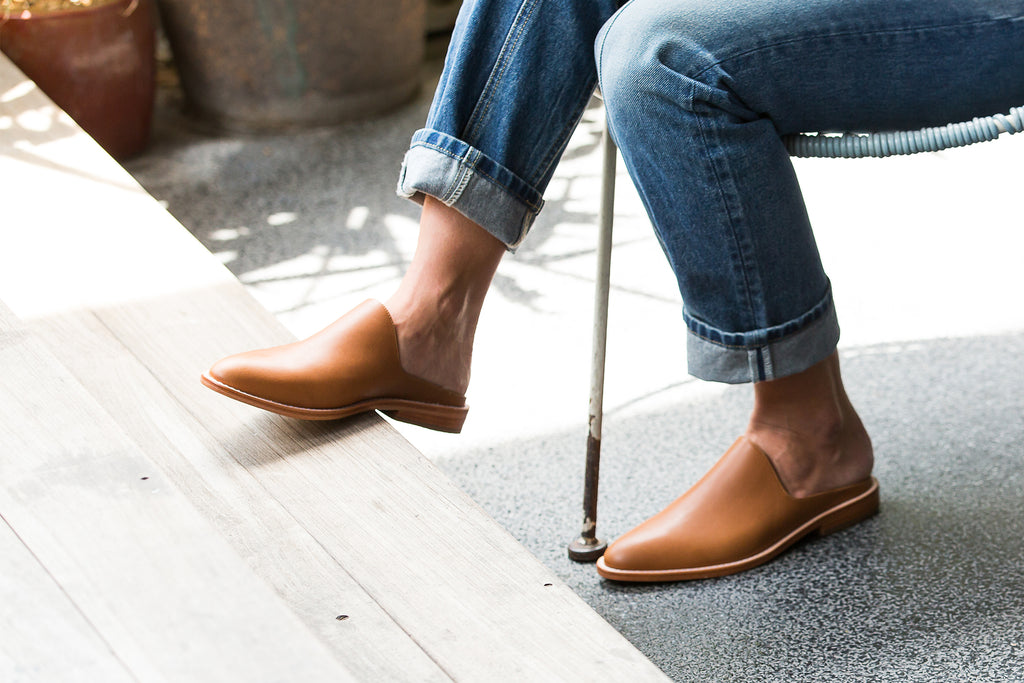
[
  {"left": 600, "top": 437, "right": 875, "bottom": 574},
  {"left": 207, "top": 300, "right": 466, "bottom": 410}
]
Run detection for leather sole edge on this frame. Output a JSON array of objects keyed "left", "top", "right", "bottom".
[{"left": 200, "top": 373, "right": 468, "bottom": 433}]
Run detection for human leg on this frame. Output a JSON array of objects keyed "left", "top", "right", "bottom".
[
  {"left": 597, "top": 0, "right": 1024, "bottom": 386},
  {"left": 595, "top": 0, "right": 1024, "bottom": 479},
  {"left": 747, "top": 351, "right": 873, "bottom": 498},
  {"left": 594, "top": 0, "right": 1024, "bottom": 580},
  {"left": 203, "top": 0, "right": 620, "bottom": 429},
  {"left": 385, "top": 196, "right": 505, "bottom": 395},
  {"left": 389, "top": 0, "right": 626, "bottom": 391}
]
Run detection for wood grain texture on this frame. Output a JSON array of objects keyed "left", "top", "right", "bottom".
[
  {"left": 0, "top": 518, "right": 134, "bottom": 683},
  {"left": 28, "top": 307, "right": 452, "bottom": 683},
  {"left": 0, "top": 302, "right": 356, "bottom": 682}
]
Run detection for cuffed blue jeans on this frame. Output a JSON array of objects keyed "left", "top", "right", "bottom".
[{"left": 398, "top": 0, "right": 1024, "bottom": 383}]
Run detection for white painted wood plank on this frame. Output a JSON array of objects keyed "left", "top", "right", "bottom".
[
  {"left": 29, "top": 279, "right": 668, "bottom": 679},
  {"left": 0, "top": 302, "right": 357, "bottom": 682},
  {"left": 28, "top": 308, "right": 451, "bottom": 683},
  {"left": 0, "top": 518, "right": 135, "bottom": 683}
]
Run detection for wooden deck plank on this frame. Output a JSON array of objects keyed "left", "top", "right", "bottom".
[
  {"left": 28, "top": 308, "right": 452, "bottom": 683},
  {"left": 96, "top": 277, "right": 668, "bottom": 680},
  {"left": 0, "top": 53, "right": 670, "bottom": 680},
  {"left": 0, "top": 302, "right": 356, "bottom": 682},
  {"left": 0, "top": 518, "right": 135, "bottom": 683}
]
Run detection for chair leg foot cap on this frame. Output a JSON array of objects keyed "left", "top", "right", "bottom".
[{"left": 567, "top": 537, "right": 607, "bottom": 563}]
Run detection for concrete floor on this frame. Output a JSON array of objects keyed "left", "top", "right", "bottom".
[{"left": 125, "top": 60, "right": 1024, "bottom": 682}]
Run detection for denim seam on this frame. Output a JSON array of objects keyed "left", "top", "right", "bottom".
[
  {"left": 451, "top": 148, "right": 477, "bottom": 202},
  {"left": 690, "top": 17, "right": 1018, "bottom": 83},
  {"left": 409, "top": 140, "right": 544, "bottom": 212},
  {"left": 754, "top": 347, "right": 769, "bottom": 382},
  {"left": 464, "top": 0, "right": 541, "bottom": 144},
  {"left": 413, "top": 141, "right": 463, "bottom": 201}
]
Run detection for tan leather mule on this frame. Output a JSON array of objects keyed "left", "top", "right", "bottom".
[
  {"left": 201, "top": 300, "right": 469, "bottom": 433},
  {"left": 596, "top": 437, "right": 879, "bottom": 581}
]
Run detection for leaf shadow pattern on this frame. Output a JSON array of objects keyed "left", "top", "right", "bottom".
[
  {"left": 0, "top": 75, "right": 137, "bottom": 190},
  {"left": 125, "top": 75, "right": 626, "bottom": 319}
]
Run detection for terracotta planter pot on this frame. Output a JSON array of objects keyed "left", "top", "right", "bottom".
[
  {"left": 0, "top": 0, "right": 157, "bottom": 159},
  {"left": 156, "top": 0, "right": 425, "bottom": 132}
]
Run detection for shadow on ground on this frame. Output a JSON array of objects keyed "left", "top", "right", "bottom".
[{"left": 125, "top": 71, "right": 609, "bottom": 317}]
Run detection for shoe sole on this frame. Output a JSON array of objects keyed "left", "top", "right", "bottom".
[
  {"left": 200, "top": 373, "right": 469, "bottom": 433},
  {"left": 595, "top": 478, "right": 879, "bottom": 582}
]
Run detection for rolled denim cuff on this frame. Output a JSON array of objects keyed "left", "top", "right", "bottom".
[
  {"left": 397, "top": 129, "right": 544, "bottom": 250},
  {"left": 685, "top": 285, "right": 840, "bottom": 384}
]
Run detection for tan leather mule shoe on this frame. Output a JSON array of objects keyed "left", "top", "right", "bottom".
[
  {"left": 201, "top": 300, "right": 469, "bottom": 433},
  {"left": 596, "top": 437, "right": 879, "bottom": 582}
]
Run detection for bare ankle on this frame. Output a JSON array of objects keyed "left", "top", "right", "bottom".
[
  {"left": 380, "top": 198, "right": 505, "bottom": 395},
  {"left": 383, "top": 295, "right": 474, "bottom": 395},
  {"left": 745, "top": 353, "right": 873, "bottom": 497},
  {"left": 746, "top": 414, "right": 873, "bottom": 497}
]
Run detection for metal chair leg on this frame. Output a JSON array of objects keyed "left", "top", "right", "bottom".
[{"left": 568, "top": 121, "right": 616, "bottom": 562}]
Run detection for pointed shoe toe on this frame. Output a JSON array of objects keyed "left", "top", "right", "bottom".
[
  {"left": 596, "top": 437, "right": 879, "bottom": 582},
  {"left": 201, "top": 300, "right": 468, "bottom": 432}
]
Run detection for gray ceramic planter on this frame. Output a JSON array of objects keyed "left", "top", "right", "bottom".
[{"left": 157, "top": 0, "right": 425, "bottom": 131}]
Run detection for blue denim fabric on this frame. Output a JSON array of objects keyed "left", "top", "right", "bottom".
[
  {"left": 399, "top": 0, "right": 1024, "bottom": 383},
  {"left": 597, "top": 0, "right": 1024, "bottom": 382},
  {"left": 398, "top": 0, "right": 620, "bottom": 247}
]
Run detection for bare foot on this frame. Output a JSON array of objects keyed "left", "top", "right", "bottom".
[{"left": 745, "top": 352, "right": 873, "bottom": 498}]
